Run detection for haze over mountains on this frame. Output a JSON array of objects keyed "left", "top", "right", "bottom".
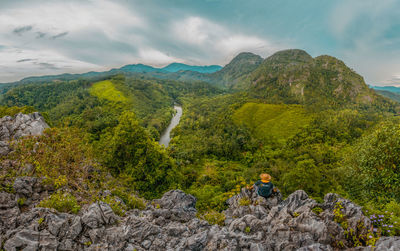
[{"left": 2, "top": 62, "right": 222, "bottom": 85}]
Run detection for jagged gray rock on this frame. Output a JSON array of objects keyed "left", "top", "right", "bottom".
[
  {"left": 0, "top": 112, "right": 49, "bottom": 155},
  {"left": 82, "top": 201, "right": 118, "bottom": 229},
  {"left": 373, "top": 237, "right": 400, "bottom": 251},
  {"left": 0, "top": 188, "right": 397, "bottom": 250}
]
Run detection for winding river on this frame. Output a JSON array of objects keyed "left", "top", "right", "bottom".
[{"left": 159, "top": 105, "right": 182, "bottom": 147}]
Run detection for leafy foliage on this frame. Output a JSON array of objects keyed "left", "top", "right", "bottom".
[
  {"left": 38, "top": 191, "right": 81, "bottom": 214},
  {"left": 99, "top": 111, "right": 177, "bottom": 199},
  {"left": 197, "top": 210, "right": 226, "bottom": 226},
  {"left": 345, "top": 120, "right": 400, "bottom": 204},
  {"left": 0, "top": 105, "right": 36, "bottom": 117}
]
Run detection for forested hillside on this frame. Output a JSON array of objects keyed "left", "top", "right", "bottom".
[
  {"left": 0, "top": 75, "right": 221, "bottom": 139},
  {"left": 1, "top": 49, "right": 400, "bottom": 247}
]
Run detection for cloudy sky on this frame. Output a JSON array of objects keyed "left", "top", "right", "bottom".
[{"left": 0, "top": 0, "right": 399, "bottom": 85}]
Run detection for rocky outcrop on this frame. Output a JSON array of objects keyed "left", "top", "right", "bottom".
[
  {"left": 1, "top": 181, "right": 399, "bottom": 250},
  {"left": 0, "top": 112, "right": 49, "bottom": 155}
]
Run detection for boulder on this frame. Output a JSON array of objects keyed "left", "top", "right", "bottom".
[
  {"left": 0, "top": 112, "right": 49, "bottom": 155},
  {"left": 82, "top": 201, "right": 118, "bottom": 228},
  {"left": 153, "top": 189, "right": 196, "bottom": 211},
  {"left": 374, "top": 237, "right": 400, "bottom": 251},
  {"left": 0, "top": 192, "right": 19, "bottom": 235},
  {"left": 13, "top": 177, "right": 38, "bottom": 197}
]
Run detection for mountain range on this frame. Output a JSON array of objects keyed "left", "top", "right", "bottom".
[
  {"left": 2, "top": 63, "right": 222, "bottom": 85},
  {"left": 370, "top": 85, "right": 400, "bottom": 93},
  {"left": 2, "top": 49, "right": 398, "bottom": 111}
]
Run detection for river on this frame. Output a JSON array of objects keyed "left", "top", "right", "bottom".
[{"left": 159, "top": 105, "right": 182, "bottom": 147}]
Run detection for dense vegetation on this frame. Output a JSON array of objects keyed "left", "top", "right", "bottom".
[
  {"left": 0, "top": 75, "right": 221, "bottom": 139},
  {"left": 232, "top": 103, "right": 312, "bottom": 143},
  {"left": 1, "top": 49, "right": 400, "bottom": 239}
]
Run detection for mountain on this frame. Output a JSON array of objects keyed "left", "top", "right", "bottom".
[
  {"left": 243, "top": 49, "right": 395, "bottom": 110},
  {"left": 2, "top": 63, "right": 222, "bottom": 85},
  {"left": 117, "top": 63, "right": 159, "bottom": 73},
  {"left": 371, "top": 85, "right": 400, "bottom": 93},
  {"left": 210, "top": 52, "right": 263, "bottom": 88},
  {"left": 162, "top": 63, "right": 222, "bottom": 73},
  {"left": 375, "top": 89, "right": 400, "bottom": 103}
]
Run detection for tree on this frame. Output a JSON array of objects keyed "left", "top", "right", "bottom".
[
  {"left": 346, "top": 121, "right": 400, "bottom": 203},
  {"left": 100, "top": 111, "right": 177, "bottom": 198}
]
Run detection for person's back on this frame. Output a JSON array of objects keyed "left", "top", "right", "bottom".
[
  {"left": 252, "top": 173, "right": 275, "bottom": 199},
  {"left": 255, "top": 180, "right": 274, "bottom": 198}
]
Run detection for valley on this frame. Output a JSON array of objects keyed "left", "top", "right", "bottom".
[{"left": 1, "top": 49, "right": 400, "bottom": 249}]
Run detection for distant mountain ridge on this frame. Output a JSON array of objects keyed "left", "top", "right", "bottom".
[
  {"left": 371, "top": 85, "right": 400, "bottom": 93},
  {"left": 162, "top": 63, "right": 222, "bottom": 73},
  {"left": 3, "top": 63, "right": 222, "bottom": 84}
]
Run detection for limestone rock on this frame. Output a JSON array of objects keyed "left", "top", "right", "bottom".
[
  {"left": 0, "top": 112, "right": 49, "bottom": 155},
  {"left": 0, "top": 188, "right": 388, "bottom": 250},
  {"left": 154, "top": 189, "right": 196, "bottom": 211},
  {"left": 374, "top": 236, "right": 400, "bottom": 251},
  {"left": 82, "top": 201, "right": 118, "bottom": 228}
]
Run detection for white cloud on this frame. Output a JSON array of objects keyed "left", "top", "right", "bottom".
[
  {"left": 138, "top": 48, "right": 184, "bottom": 66},
  {"left": 0, "top": 46, "right": 101, "bottom": 82},
  {"left": 329, "top": 0, "right": 396, "bottom": 40},
  {"left": 172, "top": 16, "right": 283, "bottom": 64},
  {"left": 328, "top": 0, "right": 400, "bottom": 84},
  {"left": 0, "top": 0, "right": 146, "bottom": 81},
  {"left": 173, "top": 16, "right": 225, "bottom": 45},
  {"left": 0, "top": 0, "right": 145, "bottom": 41},
  {"left": 216, "top": 35, "right": 271, "bottom": 55}
]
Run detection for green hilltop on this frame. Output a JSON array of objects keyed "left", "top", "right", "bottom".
[{"left": 232, "top": 103, "right": 313, "bottom": 144}]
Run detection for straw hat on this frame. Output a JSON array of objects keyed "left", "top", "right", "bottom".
[{"left": 260, "top": 173, "right": 271, "bottom": 182}]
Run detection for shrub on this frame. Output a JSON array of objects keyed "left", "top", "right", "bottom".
[
  {"left": 101, "top": 196, "right": 126, "bottom": 216},
  {"left": 10, "top": 127, "right": 105, "bottom": 203},
  {"left": 17, "top": 197, "right": 26, "bottom": 207},
  {"left": 197, "top": 210, "right": 226, "bottom": 226},
  {"left": 0, "top": 182, "right": 14, "bottom": 193},
  {"left": 364, "top": 201, "right": 400, "bottom": 236},
  {"left": 38, "top": 217, "right": 44, "bottom": 225},
  {"left": 109, "top": 186, "right": 146, "bottom": 210},
  {"left": 312, "top": 207, "right": 323, "bottom": 215},
  {"left": 38, "top": 191, "right": 81, "bottom": 214},
  {"left": 334, "top": 202, "right": 376, "bottom": 247},
  {"left": 124, "top": 195, "right": 146, "bottom": 210},
  {"left": 0, "top": 106, "right": 36, "bottom": 117},
  {"left": 239, "top": 197, "right": 251, "bottom": 206}
]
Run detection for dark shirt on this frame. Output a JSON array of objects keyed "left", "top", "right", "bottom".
[{"left": 255, "top": 180, "right": 274, "bottom": 198}]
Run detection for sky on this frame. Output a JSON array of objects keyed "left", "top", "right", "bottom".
[{"left": 0, "top": 0, "right": 399, "bottom": 85}]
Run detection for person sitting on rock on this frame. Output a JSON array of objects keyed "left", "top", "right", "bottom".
[{"left": 249, "top": 173, "right": 277, "bottom": 199}]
